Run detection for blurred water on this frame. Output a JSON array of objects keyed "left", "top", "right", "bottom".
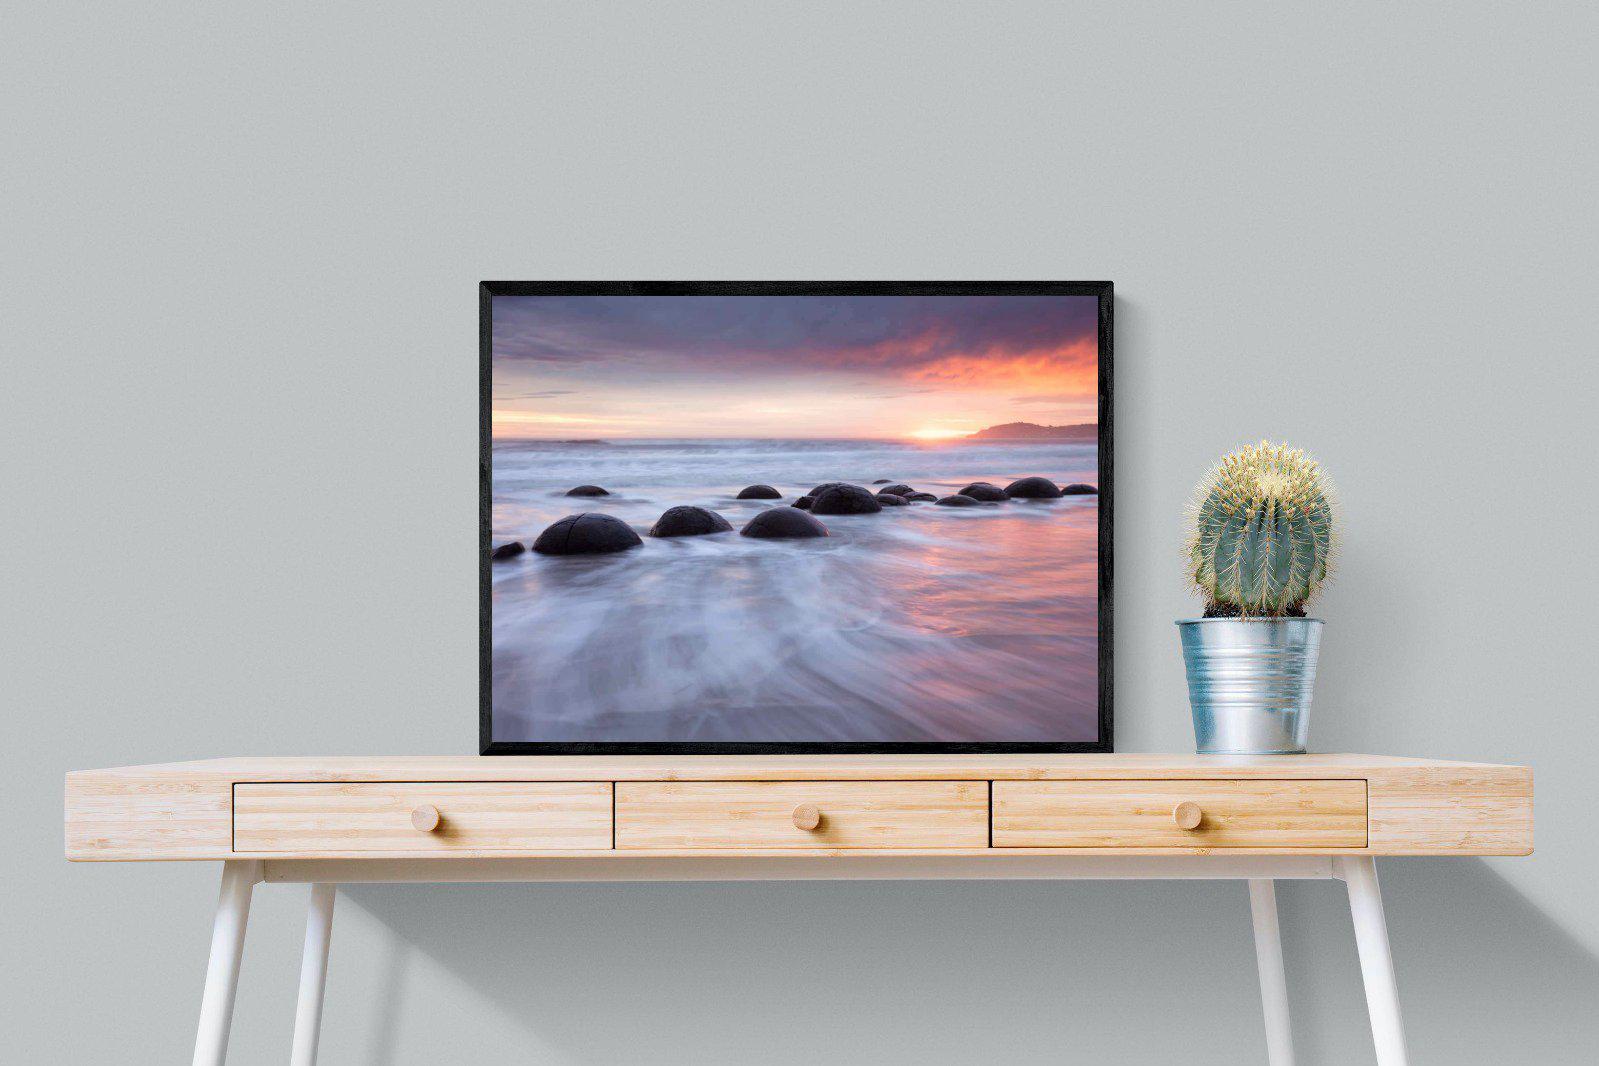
[{"left": 490, "top": 438, "right": 1099, "bottom": 743}]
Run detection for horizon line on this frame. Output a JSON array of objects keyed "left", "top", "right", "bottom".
[{"left": 491, "top": 428, "right": 1098, "bottom": 443}]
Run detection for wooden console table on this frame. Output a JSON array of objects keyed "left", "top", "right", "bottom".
[{"left": 65, "top": 754, "right": 1532, "bottom": 1066}]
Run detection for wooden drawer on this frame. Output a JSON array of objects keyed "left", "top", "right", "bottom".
[
  {"left": 616, "top": 781, "right": 989, "bottom": 850},
  {"left": 992, "top": 779, "right": 1368, "bottom": 849},
  {"left": 233, "top": 782, "right": 613, "bottom": 853}
]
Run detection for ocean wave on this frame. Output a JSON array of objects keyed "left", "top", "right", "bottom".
[{"left": 489, "top": 439, "right": 1099, "bottom": 743}]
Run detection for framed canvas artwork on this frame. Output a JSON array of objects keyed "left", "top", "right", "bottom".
[{"left": 482, "top": 281, "right": 1112, "bottom": 753}]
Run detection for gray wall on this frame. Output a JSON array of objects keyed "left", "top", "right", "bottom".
[{"left": 5, "top": 2, "right": 1595, "bottom": 1062}]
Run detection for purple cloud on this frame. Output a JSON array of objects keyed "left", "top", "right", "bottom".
[{"left": 491, "top": 295, "right": 1098, "bottom": 378}]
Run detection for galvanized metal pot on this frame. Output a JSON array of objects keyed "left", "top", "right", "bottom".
[{"left": 1176, "top": 618, "right": 1324, "bottom": 754}]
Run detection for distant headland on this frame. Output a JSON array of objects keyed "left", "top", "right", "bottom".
[{"left": 966, "top": 422, "right": 1097, "bottom": 441}]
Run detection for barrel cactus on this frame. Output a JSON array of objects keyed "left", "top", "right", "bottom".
[{"left": 1186, "top": 441, "right": 1336, "bottom": 617}]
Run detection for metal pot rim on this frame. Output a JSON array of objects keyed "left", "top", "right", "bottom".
[{"left": 1174, "top": 617, "right": 1324, "bottom": 626}]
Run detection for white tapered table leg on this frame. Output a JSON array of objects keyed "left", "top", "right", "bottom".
[
  {"left": 193, "top": 860, "right": 260, "bottom": 1066},
  {"left": 1249, "top": 879, "right": 1295, "bottom": 1066},
  {"left": 1339, "top": 857, "right": 1409, "bottom": 1066},
  {"left": 291, "top": 883, "right": 337, "bottom": 1066}
]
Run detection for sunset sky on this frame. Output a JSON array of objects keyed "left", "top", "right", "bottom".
[{"left": 491, "top": 294, "right": 1098, "bottom": 440}]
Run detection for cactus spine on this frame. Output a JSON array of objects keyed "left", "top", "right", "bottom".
[{"left": 1187, "top": 441, "right": 1335, "bottom": 617}]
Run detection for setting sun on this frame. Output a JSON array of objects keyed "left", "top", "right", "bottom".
[{"left": 908, "top": 426, "right": 972, "bottom": 441}]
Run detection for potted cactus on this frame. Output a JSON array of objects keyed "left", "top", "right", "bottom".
[{"left": 1178, "top": 441, "right": 1337, "bottom": 753}]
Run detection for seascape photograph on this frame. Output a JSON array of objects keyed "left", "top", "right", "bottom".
[{"left": 487, "top": 292, "right": 1104, "bottom": 747}]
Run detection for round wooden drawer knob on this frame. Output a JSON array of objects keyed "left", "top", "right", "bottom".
[
  {"left": 792, "top": 803, "right": 823, "bottom": 831},
  {"left": 1172, "top": 801, "right": 1203, "bottom": 831},
  {"left": 411, "top": 805, "right": 441, "bottom": 832}
]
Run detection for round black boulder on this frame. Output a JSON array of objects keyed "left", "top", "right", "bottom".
[
  {"left": 877, "top": 483, "right": 916, "bottom": 497},
  {"left": 531, "top": 513, "right": 643, "bottom": 555},
  {"left": 490, "top": 541, "right": 526, "bottom": 561},
  {"left": 935, "top": 494, "right": 982, "bottom": 507},
  {"left": 1060, "top": 483, "right": 1098, "bottom": 495},
  {"left": 792, "top": 496, "right": 815, "bottom": 511},
  {"left": 959, "top": 482, "right": 1009, "bottom": 501},
  {"left": 565, "top": 484, "right": 610, "bottom": 497},
  {"left": 808, "top": 481, "right": 855, "bottom": 499},
  {"left": 906, "top": 492, "right": 938, "bottom": 503},
  {"left": 1005, "top": 477, "right": 1063, "bottom": 499},
  {"left": 736, "top": 484, "right": 782, "bottom": 500},
  {"left": 649, "top": 505, "right": 734, "bottom": 538},
  {"left": 741, "top": 506, "right": 829, "bottom": 539},
  {"left": 875, "top": 492, "right": 908, "bottom": 507},
  {"left": 811, "top": 484, "right": 883, "bottom": 515}
]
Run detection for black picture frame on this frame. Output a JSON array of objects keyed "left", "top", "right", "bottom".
[{"left": 481, "top": 280, "right": 1113, "bottom": 755}]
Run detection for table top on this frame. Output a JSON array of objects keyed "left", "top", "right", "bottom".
[{"left": 67, "top": 752, "right": 1526, "bottom": 782}]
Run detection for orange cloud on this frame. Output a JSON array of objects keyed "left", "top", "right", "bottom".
[{"left": 905, "top": 336, "right": 1097, "bottom": 394}]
